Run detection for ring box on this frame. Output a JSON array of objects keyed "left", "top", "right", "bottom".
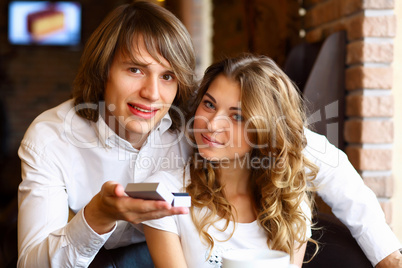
[
  {"left": 172, "top": 193, "right": 191, "bottom": 207},
  {"left": 125, "top": 183, "right": 191, "bottom": 207}
]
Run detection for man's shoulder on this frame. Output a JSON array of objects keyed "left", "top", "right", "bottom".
[
  {"left": 303, "top": 127, "right": 345, "bottom": 169},
  {"left": 158, "top": 129, "right": 193, "bottom": 155},
  {"left": 21, "top": 99, "right": 94, "bottom": 151}
]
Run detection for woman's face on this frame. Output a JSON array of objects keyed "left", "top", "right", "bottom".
[{"left": 193, "top": 75, "right": 254, "bottom": 162}]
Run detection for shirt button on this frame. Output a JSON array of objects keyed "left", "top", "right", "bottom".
[
  {"left": 93, "top": 240, "right": 101, "bottom": 246},
  {"left": 85, "top": 248, "right": 92, "bottom": 253}
]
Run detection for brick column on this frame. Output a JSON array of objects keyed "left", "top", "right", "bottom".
[
  {"left": 303, "top": 0, "right": 396, "bottom": 225},
  {"left": 179, "top": 0, "right": 212, "bottom": 78}
]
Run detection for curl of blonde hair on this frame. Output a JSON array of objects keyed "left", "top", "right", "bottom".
[{"left": 185, "top": 54, "right": 319, "bottom": 261}]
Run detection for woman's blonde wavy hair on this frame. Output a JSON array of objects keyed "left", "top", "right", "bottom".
[{"left": 185, "top": 54, "right": 319, "bottom": 261}]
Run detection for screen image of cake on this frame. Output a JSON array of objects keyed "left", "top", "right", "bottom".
[{"left": 27, "top": 8, "right": 65, "bottom": 40}]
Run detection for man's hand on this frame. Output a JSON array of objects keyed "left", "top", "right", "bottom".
[
  {"left": 84, "top": 181, "right": 189, "bottom": 234},
  {"left": 376, "top": 250, "right": 402, "bottom": 268}
]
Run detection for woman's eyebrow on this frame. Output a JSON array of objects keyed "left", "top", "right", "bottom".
[
  {"left": 205, "top": 93, "right": 216, "bottom": 103},
  {"left": 205, "top": 92, "right": 241, "bottom": 111}
]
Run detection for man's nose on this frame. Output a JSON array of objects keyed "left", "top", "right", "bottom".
[{"left": 140, "top": 76, "right": 160, "bottom": 101}]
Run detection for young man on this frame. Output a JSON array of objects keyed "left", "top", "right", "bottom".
[
  {"left": 18, "top": 2, "right": 195, "bottom": 267},
  {"left": 17, "top": 1, "right": 401, "bottom": 267}
]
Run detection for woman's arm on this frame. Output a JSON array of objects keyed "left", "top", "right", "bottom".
[
  {"left": 292, "top": 241, "right": 307, "bottom": 267},
  {"left": 143, "top": 225, "right": 187, "bottom": 268}
]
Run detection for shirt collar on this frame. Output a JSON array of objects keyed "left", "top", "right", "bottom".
[
  {"left": 157, "top": 112, "right": 173, "bottom": 134},
  {"left": 93, "top": 112, "right": 173, "bottom": 149}
]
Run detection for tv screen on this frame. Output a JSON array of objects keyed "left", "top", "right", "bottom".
[{"left": 8, "top": 1, "right": 81, "bottom": 46}]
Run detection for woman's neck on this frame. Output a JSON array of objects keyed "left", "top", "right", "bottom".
[
  {"left": 218, "top": 163, "right": 256, "bottom": 223},
  {"left": 219, "top": 164, "right": 251, "bottom": 194}
]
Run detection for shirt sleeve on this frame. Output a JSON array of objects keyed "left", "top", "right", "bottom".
[
  {"left": 17, "top": 142, "right": 115, "bottom": 268},
  {"left": 304, "top": 129, "right": 401, "bottom": 266},
  {"left": 141, "top": 170, "right": 184, "bottom": 235},
  {"left": 143, "top": 215, "right": 180, "bottom": 236}
]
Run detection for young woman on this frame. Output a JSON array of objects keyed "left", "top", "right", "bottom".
[{"left": 143, "top": 54, "right": 318, "bottom": 268}]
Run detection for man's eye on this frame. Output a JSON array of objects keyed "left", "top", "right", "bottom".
[
  {"left": 162, "top": 74, "right": 173, "bottom": 81},
  {"left": 129, "top": 68, "right": 141, "bottom": 74}
]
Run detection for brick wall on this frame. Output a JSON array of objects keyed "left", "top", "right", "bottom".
[
  {"left": 304, "top": 0, "right": 396, "bottom": 224},
  {"left": 392, "top": 0, "right": 402, "bottom": 241}
]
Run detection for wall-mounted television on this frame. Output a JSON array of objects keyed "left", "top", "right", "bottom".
[{"left": 8, "top": 1, "right": 81, "bottom": 46}]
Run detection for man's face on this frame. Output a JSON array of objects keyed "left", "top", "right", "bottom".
[{"left": 104, "top": 40, "right": 178, "bottom": 148}]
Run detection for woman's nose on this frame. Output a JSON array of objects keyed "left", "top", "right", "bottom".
[{"left": 208, "top": 114, "right": 230, "bottom": 133}]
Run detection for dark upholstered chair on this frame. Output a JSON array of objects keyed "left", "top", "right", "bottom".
[
  {"left": 304, "top": 212, "right": 372, "bottom": 267},
  {"left": 284, "top": 31, "right": 346, "bottom": 151}
]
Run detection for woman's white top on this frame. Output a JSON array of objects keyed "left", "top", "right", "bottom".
[{"left": 143, "top": 169, "right": 312, "bottom": 268}]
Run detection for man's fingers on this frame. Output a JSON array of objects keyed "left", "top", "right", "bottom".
[
  {"left": 127, "top": 199, "right": 172, "bottom": 212},
  {"left": 98, "top": 184, "right": 190, "bottom": 224},
  {"left": 101, "top": 181, "right": 118, "bottom": 196},
  {"left": 134, "top": 206, "right": 189, "bottom": 223},
  {"left": 114, "top": 183, "right": 127, "bottom": 197},
  {"left": 170, "top": 206, "right": 189, "bottom": 215},
  {"left": 120, "top": 199, "right": 189, "bottom": 223},
  {"left": 131, "top": 200, "right": 190, "bottom": 214}
]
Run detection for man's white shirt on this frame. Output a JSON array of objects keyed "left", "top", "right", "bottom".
[{"left": 18, "top": 100, "right": 190, "bottom": 267}]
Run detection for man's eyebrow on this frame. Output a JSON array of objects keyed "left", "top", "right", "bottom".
[
  {"left": 122, "top": 60, "right": 174, "bottom": 73},
  {"left": 122, "top": 60, "right": 148, "bottom": 67}
]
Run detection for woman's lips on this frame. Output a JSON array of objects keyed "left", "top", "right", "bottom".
[
  {"left": 128, "top": 103, "right": 158, "bottom": 119},
  {"left": 201, "top": 133, "right": 223, "bottom": 147}
]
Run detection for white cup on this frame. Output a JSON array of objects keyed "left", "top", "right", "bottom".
[{"left": 221, "top": 248, "right": 293, "bottom": 268}]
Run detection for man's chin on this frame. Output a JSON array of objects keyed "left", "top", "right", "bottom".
[{"left": 125, "top": 124, "right": 153, "bottom": 136}]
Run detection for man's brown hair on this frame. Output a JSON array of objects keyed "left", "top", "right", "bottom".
[{"left": 73, "top": 1, "right": 196, "bottom": 131}]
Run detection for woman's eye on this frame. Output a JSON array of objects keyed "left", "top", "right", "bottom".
[
  {"left": 162, "top": 74, "right": 173, "bottom": 81},
  {"left": 129, "top": 68, "right": 141, "bottom": 74},
  {"left": 232, "top": 114, "right": 244, "bottom": 121},
  {"left": 204, "top": 100, "right": 215, "bottom": 110}
]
